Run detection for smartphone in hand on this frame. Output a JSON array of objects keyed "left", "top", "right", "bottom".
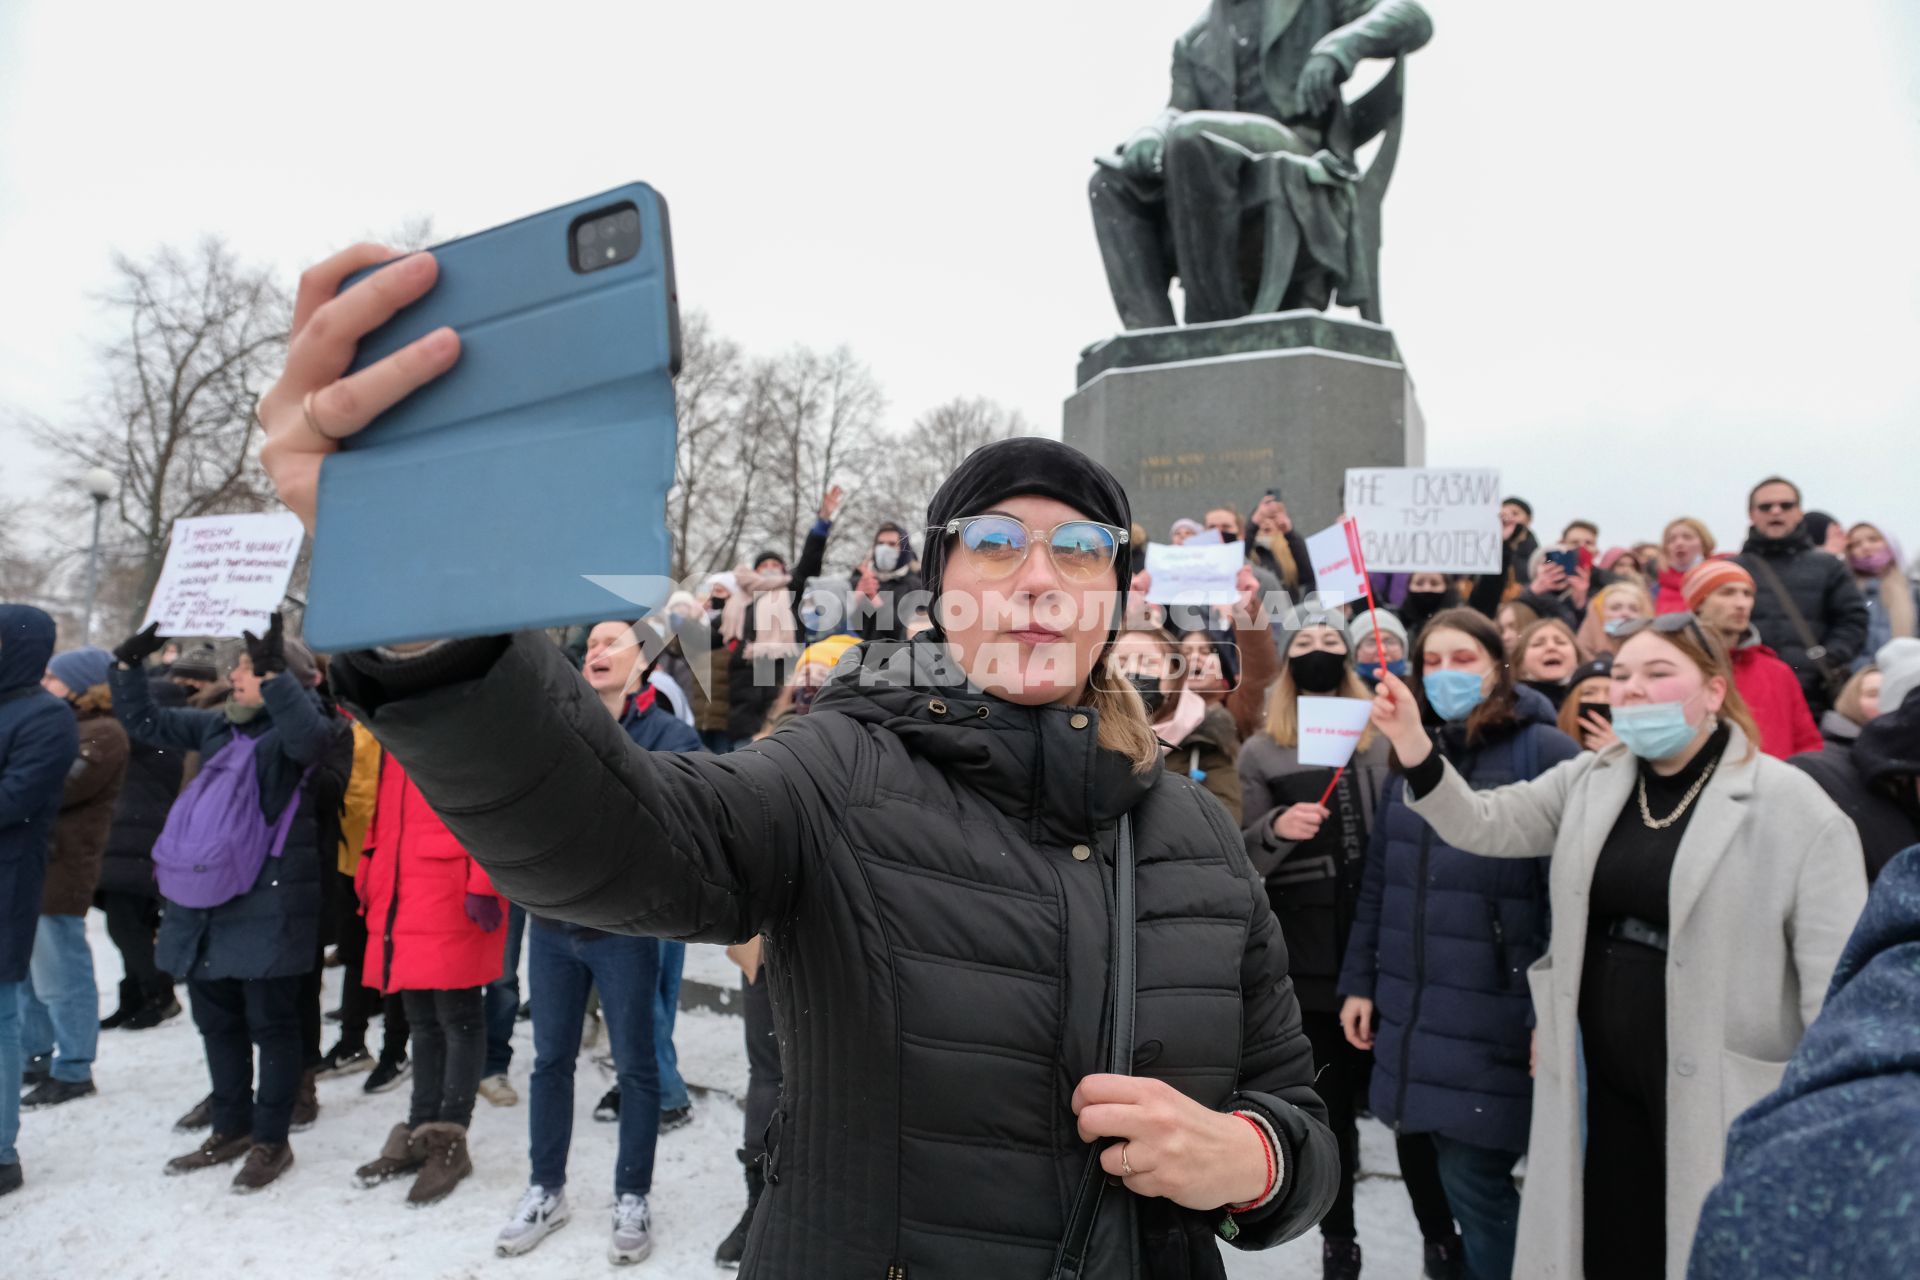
[{"left": 305, "top": 183, "right": 681, "bottom": 651}]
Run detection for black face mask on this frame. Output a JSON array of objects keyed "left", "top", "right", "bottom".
[
  {"left": 1127, "top": 672, "right": 1167, "bottom": 717},
  {"left": 1288, "top": 649, "right": 1348, "bottom": 695},
  {"left": 1405, "top": 589, "right": 1446, "bottom": 608}
]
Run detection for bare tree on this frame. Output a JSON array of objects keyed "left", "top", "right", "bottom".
[
  {"left": 743, "top": 345, "right": 886, "bottom": 574},
  {"left": 27, "top": 238, "right": 292, "bottom": 631},
  {"left": 878, "top": 396, "right": 1032, "bottom": 535}
]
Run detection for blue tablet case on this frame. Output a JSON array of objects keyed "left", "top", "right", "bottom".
[{"left": 304, "top": 182, "right": 680, "bottom": 652}]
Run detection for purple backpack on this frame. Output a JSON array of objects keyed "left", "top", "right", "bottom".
[{"left": 152, "top": 733, "right": 308, "bottom": 910}]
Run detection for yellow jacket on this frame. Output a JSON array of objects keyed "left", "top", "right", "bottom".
[{"left": 337, "top": 719, "right": 382, "bottom": 877}]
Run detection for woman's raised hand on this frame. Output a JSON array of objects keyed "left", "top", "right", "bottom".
[
  {"left": 1368, "top": 669, "right": 1431, "bottom": 766},
  {"left": 256, "top": 245, "right": 462, "bottom": 534}
]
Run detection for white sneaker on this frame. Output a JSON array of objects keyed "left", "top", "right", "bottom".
[
  {"left": 477, "top": 1074, "right": 519, "bottom": 1107},
  {"left": 496, "top": 1184, "right": 570, "bottom": 1257},
  {"left": 610, "top": 1192, "right": 654, "bottom": 1265}
]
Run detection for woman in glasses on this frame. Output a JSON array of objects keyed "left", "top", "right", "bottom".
[
  {"left": 1366, "top": 611, "right": 1868, "bottom": 1279},
  {"left": 252, "top": 246, "right": 1337, "bottom": 1280}
]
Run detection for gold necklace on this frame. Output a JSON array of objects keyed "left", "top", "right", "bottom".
[{"left": 1637, "top": 757, "right": 1718, "bottom": 830}]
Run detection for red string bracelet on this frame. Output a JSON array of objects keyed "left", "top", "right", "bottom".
[{"left": 1227, "top": 1110, "right": 1276, "bottom": 1214}]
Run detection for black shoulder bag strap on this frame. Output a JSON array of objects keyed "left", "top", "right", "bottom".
[
  {"left": 1747, "top": 555, "right": 1846, "bottom": 695},
  {"left": 1746, "top": 555, "right": 1823, "bottom": 657},
  {"left": 1050, "top": 814, "right": 1137, "bottom": 1280}
]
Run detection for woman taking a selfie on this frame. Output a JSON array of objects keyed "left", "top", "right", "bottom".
[
  {"left": 254, "top": 245, "right": 1337, "bottom": 1279},
  {"left": 1366, "top": 614, "right": 1868, "bottom": 1279}
]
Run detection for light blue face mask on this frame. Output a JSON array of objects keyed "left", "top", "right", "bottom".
[
  {"left": 1612, "top": 698, "right": 1702, "bottom": 761},
  {"left": 1425, "top": 668, "right": 1488, "bottom": 721}
]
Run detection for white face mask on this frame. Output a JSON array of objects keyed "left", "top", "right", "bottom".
[{"left": 873, "top": 544, "right": 901, "bottom": 572}]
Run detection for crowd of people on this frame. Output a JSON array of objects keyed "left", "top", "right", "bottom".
[{"left": 5, "top": 453, "right": 1920, "bottom": 1280}]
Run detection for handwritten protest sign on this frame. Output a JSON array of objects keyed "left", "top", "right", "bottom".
[
  {"left": 1296, "top": 697, "right": 1375, "bottom": 768},
  {"left": 1305, "top": 519, "right": 1368, "bottom": 604},
  {"left": 142, "top": 513, "right": 305, "bottom": 637},
  {"left": 1145, "top": 540, "right": 1243, "bottom": 606},
  {"left": 1343, "top": 467, "right": 1501, "bottom": 574}
]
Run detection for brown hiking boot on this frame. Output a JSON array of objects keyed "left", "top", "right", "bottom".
[
  {"left": 174, "top": 1093, "right": 213, "bottom": 1133},
  {"left": 290, "top": 1070, "right": 319, "bottom": 1132},
  {"left": 230, "top": 1142, "right": 295, "bottom": 1194},
  {"left": 406, "top": 1123, "right": 472, "bottom": 1207},
  {"left": 165, "top": 1132, "right": 251, "bottom": 1176},
  {"left": 355, "top": 1123, "right": 427, "bottom": 1189}
]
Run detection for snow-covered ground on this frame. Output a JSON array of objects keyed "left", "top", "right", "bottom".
[{"left": 5, "top": 918, "right": 1427, "bottom": 1279}]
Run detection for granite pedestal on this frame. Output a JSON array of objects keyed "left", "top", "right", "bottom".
[{"left": 1063, "top": 311, "right": 1424, "bottom": 542}]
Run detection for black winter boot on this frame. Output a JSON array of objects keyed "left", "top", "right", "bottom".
[
  {"left": 1323, "top": 1235, "right": 1363, "bottom": 1280},
  {"left": 101, "top": 977, "right": 141, "bottom": 1030},
  {"left": 714, "top": 1149, "right": 766, "bottom": 1268}
]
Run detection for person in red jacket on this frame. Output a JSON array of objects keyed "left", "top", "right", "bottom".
[
  {"left": 1656, "top": 517, "right": 1716, "bottom": 614},
  {"left": 349, "top": 755, "right": 507, "bottom": 1207},
  {"left": 1686, "top": 558, "right": 1824, "bottom": 758}
]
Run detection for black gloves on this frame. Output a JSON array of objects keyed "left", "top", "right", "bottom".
[
  {"left": 243, "top": 613, "right": 286, "bottom": 679},
  {"left": 114, "top": 623, "right": 165, "bottom": 669}
]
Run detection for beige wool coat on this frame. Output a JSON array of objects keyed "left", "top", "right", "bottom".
[{"left": 1407, "top": 725, "right": 1867, "bottom": 1279}]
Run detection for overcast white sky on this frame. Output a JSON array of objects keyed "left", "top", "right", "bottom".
[{"left": 3, "top": 0, "right": 1917, "bottom": 555}]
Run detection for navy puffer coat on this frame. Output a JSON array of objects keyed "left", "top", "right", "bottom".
[
  {"left": 0, "top": 605, "right": 79, "bottom": 983},
  {"left": 109, "top": 662, "right": 342, "bottom": 981},
  {"left": 1337, "top": 687, "right": 1579, "bottom": 1153}
]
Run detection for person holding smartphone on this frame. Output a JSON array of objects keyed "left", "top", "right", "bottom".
[
  {"left": 1556, "top": 656, "right": 1620, "bottom": 753},
  {"left": 251, "top": 244, "right": 1339, "bottom": 1280}
]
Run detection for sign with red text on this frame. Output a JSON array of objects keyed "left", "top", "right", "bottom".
[
  {"left": 1343, "top": 467, "right": 1502, "bottom": 574},
  {"left": 142, "top": 513, "right": 306, "bottom": 637},
  {"left": 1305, "top": 518, "right": 1368, "bottom": 604},
  {"left": 1296, "top": 696, "right": 1374, "bottom": 768}
]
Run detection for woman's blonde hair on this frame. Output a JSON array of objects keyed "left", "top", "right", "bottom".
[
  {"left": 1090, "top": 633, "right": 1173, "bottom": 773},
  {"left": 1848, "top": 523, "right": 1916, "bottom": 640},
  {"left": 1662, "top": 517, "right": 1717, "bottom": 559},
  {"left": 1263, "top": 627, "right": 1375, "bottom": 749},
  {"left": 1575, "top": 581, "right": 1654, "bottom": 660}
]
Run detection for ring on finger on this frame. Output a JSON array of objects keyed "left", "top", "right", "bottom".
[
  {"left": 301, "top": 389, "right": 347, "bottom": 443},
  {"left": 1119, "top": 1143, "right": 1133, "bottom": 1178}
]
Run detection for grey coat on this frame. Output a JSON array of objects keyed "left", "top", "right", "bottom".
[{"left": 1407, "top": 726, "right": 1867, "bottom": 1279}]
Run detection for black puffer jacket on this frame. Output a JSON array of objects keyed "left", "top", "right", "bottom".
[
  {"left": 1738, "top": 528, "right": 1870, "bottom": 711},
  {"left": 96, "top": 676, "right": 188, "bottom": 898},
  {"left": 1791, "top": 696, "right": 1920, "bottom": 884},
  {"left": 334, "top": 633, "right": 1337, "bottom": 1280}
]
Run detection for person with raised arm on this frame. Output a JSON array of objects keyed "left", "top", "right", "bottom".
[{"left": 1366, "top": 612, "right": 1868, "bottom": 1278}]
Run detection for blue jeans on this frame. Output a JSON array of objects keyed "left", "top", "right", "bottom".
[
  {"left": 655, "top": 940, "right": 688, "bottom": 1112},
  {"left": 483, "top": 904, "right": 526, "bottom": 1077},
  {"left": 0, "top": 978, "right": 22, "bottom": 1165},
  {"left": 1430, "top": 1135, "right": 1523, "bottom": 1280},
  {"left": 528, "top": 923, "right": 660, "bottom": 1197},
  {"left": 21, "top": 915, "right": 97, "bottom": 1083}
]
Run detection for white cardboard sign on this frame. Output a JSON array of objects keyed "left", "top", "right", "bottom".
[
  {"left": 1343, "top": 468, "right": 1502, "bottom": 574},
  {"left": 1145, "top": 540, "right": 1243, "bottom": 606},
  {"left": 1305, "top": 519, "right": 1368, "bottom": 604},
  {"left": 142, "top": 512, "right": 306, "bottom": 637},
  {"left": 1296, "top": 696, "right": 1375, "bottom": 768}
]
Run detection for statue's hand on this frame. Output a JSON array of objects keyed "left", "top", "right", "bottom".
[
  {"left": 1298, "top": 53, "right": 1348, "bottom": 116},
  {"left": 1121, "top": 132, "right": 1164, "bottom": 180}
]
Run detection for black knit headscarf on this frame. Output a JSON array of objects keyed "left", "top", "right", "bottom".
[{"left": 921, "top": 438, "right": 1133, "bottom": 639}]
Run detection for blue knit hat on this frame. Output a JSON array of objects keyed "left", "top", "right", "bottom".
[{"left": 48, "top": 645, "right": 113, "bottom": 694}]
